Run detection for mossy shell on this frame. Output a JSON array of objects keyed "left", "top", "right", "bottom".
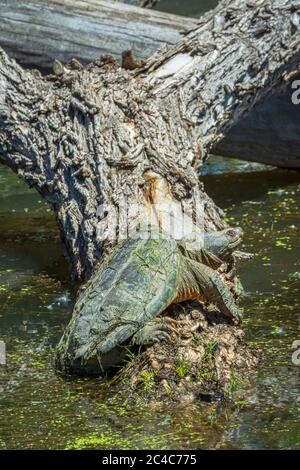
[{"left": 57, "top": 226, "right": 180, "bottom": 372}]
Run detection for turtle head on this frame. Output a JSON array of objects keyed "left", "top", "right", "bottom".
[{"left": 203, "top": 227, "right": 243, "bottom": 259}]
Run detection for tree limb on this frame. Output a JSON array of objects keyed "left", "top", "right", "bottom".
[
  {"left": 1, "top": 0, "right": 299, "bottom": 169},
  {"left": 0, "top": 0, "right": 299, "bottom": 281},
  {"left": 0, "top": 0, "right": 189, "bottom": 72},
  {"left": 142, "top": 0, "right": 300, "bottom": 156},
  {"left": 125, "top": 0, "right": 158, "bottom": 7},
  {"left": 0, "top": 49, "right": 50, "bottom": 191},
  {"left": 216, "top": 86, "right": 300, "bottom": 169}
]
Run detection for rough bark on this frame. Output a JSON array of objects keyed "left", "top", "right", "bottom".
[
  {"left": 125, "top": 0, "right": 158, "bottom": 6},
  {"left": 142, "top": 0, "right": 300, "bottom": 156},
  {"left": 0, "top": 0, "right": 190, "bottom": 73},
  {"left": 0, "top": 0, "right": 299, "bottom": 282},
  {"left": 1, "top": 0, "right": 299, "bottom": 169}
]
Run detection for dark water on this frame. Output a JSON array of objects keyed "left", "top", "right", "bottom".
[
  {"left": 155, "top": 0, "right": 219, "bottom": 17},
  {"left": 0, "top": 0, "right": 299, "bottom": 451},
  {"left": 0, "top": 156, "right": 299, "bottom": 450}
]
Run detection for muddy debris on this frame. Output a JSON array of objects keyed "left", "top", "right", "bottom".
[{"left": 115, "top": 301, "right": 260, "bottom": 403}]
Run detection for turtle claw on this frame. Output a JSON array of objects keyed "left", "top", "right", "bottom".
[
  {"left": 158, "top": 316, "right": 180, "bottom": 335},
  {"left": 152, "top": 331, "right": 171, "bottom": 344},
  {"left": 161, "top": 316, "right": 180, "bottom": 330},
  {"left": 131, "top": 318, "right": 177, "bottom": 347}
]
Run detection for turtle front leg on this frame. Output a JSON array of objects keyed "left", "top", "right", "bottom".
[
  {"left": 176, "top": 257, "right": 243, "bottom": 325},
  {"left": 131, "top": 318, "right": 178, "bottom": 347}
]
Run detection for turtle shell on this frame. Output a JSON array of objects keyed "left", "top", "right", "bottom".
[{"left": 56, "top": 226, "right": 180, "bottom": 374}]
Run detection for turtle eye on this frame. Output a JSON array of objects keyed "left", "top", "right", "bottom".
[{"left": 226, "top": 229, "right": 236, "bottom": 237}]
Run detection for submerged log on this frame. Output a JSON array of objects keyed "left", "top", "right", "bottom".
[
  {"left": 0, "top": 0, "right": 299, "bottom": 383},
  {"left": 0, "top": 0, "right": 299, "bottom": 169}
]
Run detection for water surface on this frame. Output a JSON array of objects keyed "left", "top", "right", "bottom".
[
  {"left": 0, "top": 0, "right": 299, "bottom": 451},
  {"left": 0, "top": 156, "right": 299, "bottom": 449}
]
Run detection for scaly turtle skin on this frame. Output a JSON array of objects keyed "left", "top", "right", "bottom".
[{"left": 55, "top": 225, "right": 243, "bottom": 376}]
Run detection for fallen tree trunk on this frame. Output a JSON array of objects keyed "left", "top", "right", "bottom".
[
  {"left": 216, "top": 84, "right": 300, "bottom": 169},
  {"left": 125, "top": 0, "right": 158, "bottom": 6},
  {"left": 0, "top": 0, "right": 299, "bottom": 281},
  {"left": 0, "top": 0, "right": 191, "bottom": 72},
  {"left": 0, "top": 0, "right": 298, "bottom": 391},
  {"left": 1, "top": 0, "right": 299, "bottom": 169}
]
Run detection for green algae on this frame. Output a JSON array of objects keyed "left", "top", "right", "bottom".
[{"left": 0, "top": 160, "right": 300, "bottom": 450}]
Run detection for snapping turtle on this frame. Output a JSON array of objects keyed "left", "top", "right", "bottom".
[{"left": 55, "top": 225, "right": 243, "bottom": 376}]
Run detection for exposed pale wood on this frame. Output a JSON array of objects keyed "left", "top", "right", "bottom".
[{"left": 0, "top": 0, "right": 299, "bottom": 281}]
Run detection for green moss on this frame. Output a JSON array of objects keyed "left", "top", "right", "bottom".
[
  {"left": 162, "top": 382, "right": 173, "bottom": 396},
  {"left": 204, "top": 341, "right": 219, "bottom": 360},
  {"left": 124, "top": 348, "right": 136, "bottom": 363},
  {"left": 196, "top": 367, "right": 210, "bottom": 381},
  {"left": 65, "top": 431, "right": 131, "bottom": 450},
  {"left": 224, "top": 372, "right": 241, "bottom": 399},
  {"left": 193, "top": 334, "right": 202, "bottom": 346},
  {"left": 139, "top": 369, "right": 157, "bottom": 392},
  {"left": 175, "top": 361, "right": 191, "bottom": 380}
]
